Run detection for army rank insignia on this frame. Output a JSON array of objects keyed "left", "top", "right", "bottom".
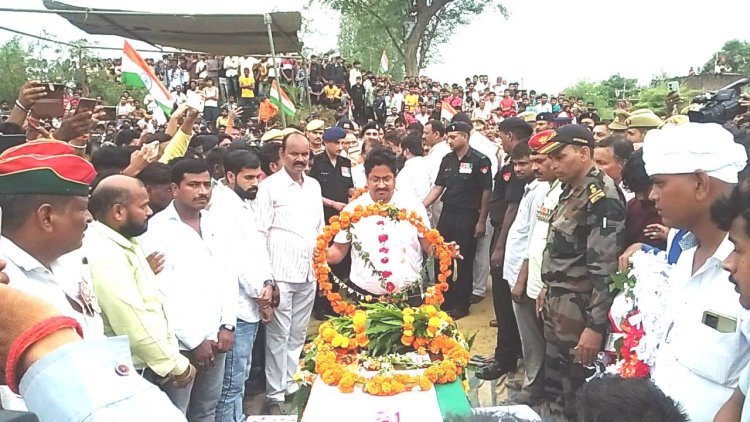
[{"left": 587, "top": 183, "right": 605, "bottom": 204}]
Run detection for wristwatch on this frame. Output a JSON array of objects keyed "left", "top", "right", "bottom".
[
  {"left": 263, "top": 279, "right": 276, "bottom": 288},
  {"left": 221, "top": 324, "right": 235, "bottom": 332}
]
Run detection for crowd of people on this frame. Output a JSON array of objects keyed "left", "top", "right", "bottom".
[{"left": 1, "top": 53, "right": 750, "bottom": 422}]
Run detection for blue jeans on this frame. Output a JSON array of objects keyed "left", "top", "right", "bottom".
[{"left": 215, "top": 319, "right": 259, "bottom": 421}]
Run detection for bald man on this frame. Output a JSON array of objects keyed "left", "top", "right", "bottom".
[{"left": 85, "top": 175, "right": 196, "bottom": 413}]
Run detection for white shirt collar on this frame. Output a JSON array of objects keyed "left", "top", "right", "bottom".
[{"left": 1, "top": 236, "right": 48, "bottom": 273}]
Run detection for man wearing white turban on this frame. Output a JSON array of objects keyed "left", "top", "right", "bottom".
[{"left": 644, "top": 122, "right": 750, "bottom": 422}]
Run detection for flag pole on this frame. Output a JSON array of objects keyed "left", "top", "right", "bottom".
[{"left": 264, "top": 13, "right": 286, "bottom": 127}]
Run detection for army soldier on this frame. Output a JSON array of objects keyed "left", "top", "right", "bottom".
[
  {"left": 624, "top": 109, "right": 662, "bottom": 148},
  {"left": 309, "top": 126, "right": 354, "bottom": 320},
  {"left": 423, "top": 121, "right": 492, "bottom": 319},
  {"left": 607, "top": 109, "right": 630, "bottom": 135},
  {"left": 309, "top": 126, "right": 354, "bottom": 224},
  {"left": 535, "top": 125, "right": 626, "bottom": 420}
]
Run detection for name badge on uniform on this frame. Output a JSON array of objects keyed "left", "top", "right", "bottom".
[
  {"left": 459, "top": 163, "right": 473, "bottom": 174},
  {"left": 341, "top": 166, "right": 351, "bottom": 178}
]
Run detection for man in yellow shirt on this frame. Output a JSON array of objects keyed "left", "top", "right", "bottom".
[
  {"left": 239, "top": 67, "right": 256, "bottom": 118},
  {"left": 85, "top": 175, "right": 195, "bottom": 413},
  {"left": 404, "top": 87, "right": 420, "bottom": 114},
  {"left": 322, "top": 79, "right": 342, "bottom": 109}
]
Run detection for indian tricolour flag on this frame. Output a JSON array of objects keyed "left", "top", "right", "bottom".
[
  {"left": 269, "top": 79, "right": 296, "bottom": 117},
  {"left": 121, "top": 40, "right": 175, "bottom": 116},
  {"left": 441, "top": 101, "right": 457, "bottom": 122},
  {"left": 379, "top": 50, "right": 389, "bottom": 74}
]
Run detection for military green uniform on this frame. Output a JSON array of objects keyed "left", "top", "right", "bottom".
[{"left": 540, "top": 165, "right": 626, "bottom": 420}]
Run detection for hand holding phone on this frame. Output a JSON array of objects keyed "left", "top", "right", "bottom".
[
  {"left": 75, "top": 98, "right": 97, "bottom": 115},
  {"left": 33, "top": 83, "right": 65, "bottom": 119}
]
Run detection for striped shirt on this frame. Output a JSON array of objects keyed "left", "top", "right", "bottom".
[{"left": 255, "top": 168, "right": 324, "bottom": 283}]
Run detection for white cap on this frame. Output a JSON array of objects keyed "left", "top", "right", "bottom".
[{"left": 643, "top": 122, "right": 747, "bottom": 183}]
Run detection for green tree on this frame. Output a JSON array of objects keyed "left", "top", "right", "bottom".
[
  {"left": 562, "top": 80, "right": 614, "bottom": 121},
  {"left": 0, "top": 35, "right": 143, "bottom": 106},
  {"left": 0, "top": 37, "right": 30, "bottom": 103},
  {"left": 322, "top": 0, "right": 508, "bottom": 77},
  {"left": 704, "top": 39, "right": 750, "bottom": 76},
  {"left": 635, "top": 82, "right": 699, "bottom": 116}
]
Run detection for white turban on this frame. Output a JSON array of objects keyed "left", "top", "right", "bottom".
[{"left": 642, "top": 122, "right": 747, "bottom": 183}]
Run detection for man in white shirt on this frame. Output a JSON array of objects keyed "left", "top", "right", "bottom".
[
  {"left": 422, "top": 120, "right": 451, "bottom": 227},
  {"left": 535, "top": 94, "right": 553, "bottom": 114},
  {"left": 349, "top": 61, "right": 362, "bottom": 88},
  {"left": 223, "top": 56, "right": 240, "bottom": 100},
  {"left": 396, "top": 133, "right": 432, "bottom": 203},
  {"left": 713, "top": 182, "right": 750, "bottom": 421},
  {"left": 209, "top": 150, "right": 275, "bottom": 422},
  {"left": 255, "top": 133, "right": 324, "bottom": 413},
  {"left": 389, "top": 86, "right": 405, "bottom": 112},
  {"left": 643, "top": 123, "right": 749, "bottom": 422},
  {"left": 506, "top": 135, "right": 558, "bottom": 404},
  {"left": 326, "top": 148, "right": 433, "bottom": 296},
  {"left": 0, "top": 140, "right": 104, "bottom": 410},
  {"left": 0, "top": 141, "right": 102, "bottom": 338},
  {"left": 140, "top": 159, "right": 238, "bottom": 422}
]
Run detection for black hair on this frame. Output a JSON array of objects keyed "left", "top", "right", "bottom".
[
  {"left": 89, "top": 180, "right": 133, "bottom": 220},
  {"left": 510, "top": 141, "right": 531, "bottom": 160},
  {"left": 597, "top": 135, "right": 633, "bottom": 162},
  {"left": 711, "top": 178, "right": 750, "bottom": 236},
  {"left": 407, "top": 122, "right": 424, "bottom": 135},
  {"left": 259, "top": 141, "right": 282, "bottom": 175},
  {"left": 497, "top": 118, "right": 533, "bottom": 141},
  {"left": 401, "top": 133, "right": 423, "bottom": 157},
  {"left": 576, "top": 376, "right": 687, "bottom": 422},
  {"left": 0, "top": 194, "right": 74, "bottom": 232},
  {"left": 90, "top": 145, "right": 132, "bottom": 172},
  {"left": 223, "top": 150, "right": 261, "bottom": 175},
  {"left": 425, "top": 120, "right": 446, "bottom": 137},
  {"left": 621, "top": 149, "right": 651, "bottom": 194},
  {"left": 364, "top": 147, "right": 398, "bottom": 177},
  {"left": 394, "top": 117, "right": 406, "bottom": 126},
  {"left": 383, "top": 131, "right": 401, "bottom": 146},
  {"left": 136, "top": 162, "right": 172, "bottom": 187},
  {"left": 205, "top": 148, "right": 226, "bottom": 170},
  {"left": 170, "top": 158, "right": 209, "bottom": 185},
  {"left": 115, "top": 129, "right": 140, "bottom": 147}
]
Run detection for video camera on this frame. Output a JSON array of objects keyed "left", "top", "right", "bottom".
[{"left": 688, "top": 78, "right": 748, "bottom": 123}]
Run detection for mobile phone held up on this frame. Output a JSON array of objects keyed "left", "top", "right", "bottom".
[
  {"left": 33, "top": 83, "right": 65, "bottom": 119},
  {"left": 75, "top": 98, "right": 97, "bottom": 115}
]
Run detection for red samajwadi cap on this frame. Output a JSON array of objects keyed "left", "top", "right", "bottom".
[{"left": 0, "top": 140, "right": 97, "bottom": 196}]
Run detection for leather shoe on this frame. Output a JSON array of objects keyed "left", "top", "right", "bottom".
[
  {"left": 475, "top": 361, "right": 515, "bottom": 380},
  {"left": 470, "top": 294, "right": 484, "bottom": 304},
  {"left": 489, "top": 319, "right": 497, "bottom": 327}
]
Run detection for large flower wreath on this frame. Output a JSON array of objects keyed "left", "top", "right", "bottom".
[
  {"left": 606, "top": 249, "right": 674, "bottom": 378},
  {"left": 299, "top": 201, "right": 470, "bottom": 396}
]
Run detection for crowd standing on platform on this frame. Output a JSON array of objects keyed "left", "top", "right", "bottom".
[{"left": 2, "top": 50, "right": 750, "bottom": 422}]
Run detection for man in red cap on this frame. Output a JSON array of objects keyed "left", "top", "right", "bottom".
[{"left": 0, "top": 140, "right": 102, "bottom": 336}]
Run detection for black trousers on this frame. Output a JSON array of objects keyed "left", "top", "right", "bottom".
[
  {"left": 436, "top": 207, "right": 479, "bottom": 313},
  {"left": 490, "top": 226, "right": 522, "bottom": 367}
]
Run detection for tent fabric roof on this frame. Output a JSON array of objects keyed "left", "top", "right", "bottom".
[{"left": 43, "top": 0, "right": 302, "bottom": 55}]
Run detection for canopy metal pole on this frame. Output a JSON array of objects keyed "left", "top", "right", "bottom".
[{"left": 264, "top": 13, "right": 286, "bottom": 127}]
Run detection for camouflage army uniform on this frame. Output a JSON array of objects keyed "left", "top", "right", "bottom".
[{"left": 540, "top": 165, "right": 626, "bottom": 420}]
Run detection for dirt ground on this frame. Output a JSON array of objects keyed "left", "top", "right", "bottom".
[{"left": 244, "top": 278, "right": 517, "bottom": 415}]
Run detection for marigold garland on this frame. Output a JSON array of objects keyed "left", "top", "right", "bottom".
[
  {"left": 618, "top": 311, "right": 650, "bottom": 378},
  {"left": 298, "top": 302, "right": 471, "bottom": 396},
  {"left": 313, "top": 202, "right": 455, "bottom": 317}
]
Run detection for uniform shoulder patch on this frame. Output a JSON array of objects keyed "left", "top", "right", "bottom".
[{"left": 587, "top": 182, "right": 605, "bottom": 204}]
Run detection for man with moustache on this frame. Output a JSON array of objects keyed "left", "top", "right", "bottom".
[
  {"left": 209, "top": 150, "right": 275, "bottom": 421},
  {"left": 643, "top": 123, "right": 749, "bottom": 421},
  {"left": 255, "top": 133, "right": 324, "bottom": 414},
  {"left": 140, "top": 159, "right": 238, "bottom": 422},
  {"left": 536, "top": 125, "right": 626, "bottom": 420},
  {"left": 85, "top": 175, "right": 196, "bottom": 412},
  {"left": 305, "top": 119, "right": 325, "bottom": 155}
]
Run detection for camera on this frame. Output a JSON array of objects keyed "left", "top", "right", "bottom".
[{"left": 688, "top": 78, "right": 748, "bottom": 123}]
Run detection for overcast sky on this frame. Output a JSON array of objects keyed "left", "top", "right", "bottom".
[{"left": 1, "top": 0, "right": 749, "bottom": 93}]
